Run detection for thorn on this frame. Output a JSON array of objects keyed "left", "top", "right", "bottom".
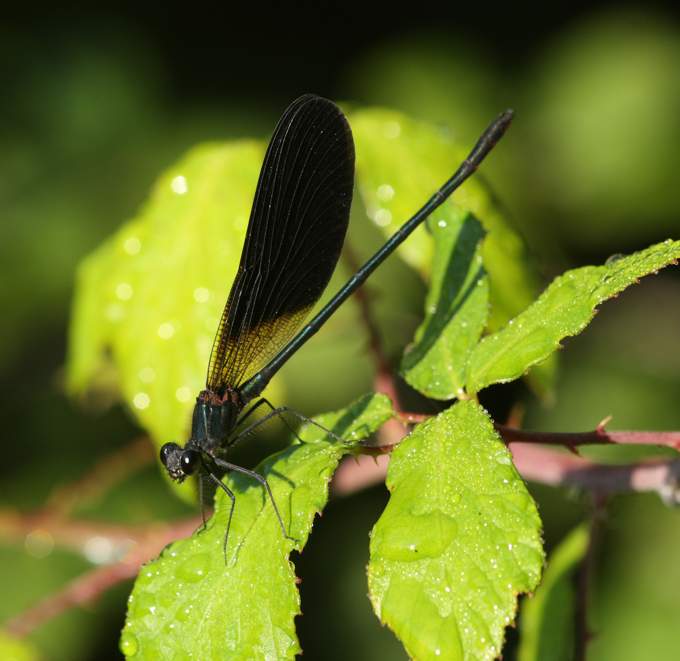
[{"left": 596, "top": 415, "right": 613, "bottom": 434}]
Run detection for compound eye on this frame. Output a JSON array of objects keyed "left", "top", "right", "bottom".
[
  {"left": 160, "top": 442, "right": 179, "bottom": 466},
  {"left": 181, "top": 450, "right": 199, "bottom": 474}
]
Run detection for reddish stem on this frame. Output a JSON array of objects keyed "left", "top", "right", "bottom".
[
  {"left": 4, "top": 517, "right": 200, "bottom": 637},
  {"left": 574, "top": 496, "right": 607, "bottom": 661}
]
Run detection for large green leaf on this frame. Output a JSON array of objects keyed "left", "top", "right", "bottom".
[
  {"left": 66, "top": 142, "right": 283, "bottom": 497},
  {"left": 122, "top": 393, "right": 394, "bottom": 660},
  {"left": 368, "top": 401, "right": 544, "bottom": 660},
  {"left": 518, "top": 525, "right": 588, "bottom": 661},
  {"left": 349, "top": 108, "right": 540, "bottom": 331},
  {"left": 467, "top": 240, "right": 680, "bottom": 393},
  {"left": 401, "top": 213, "right": 488, "bottom": 399}
]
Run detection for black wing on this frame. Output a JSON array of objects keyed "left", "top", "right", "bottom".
[{"left": 206, "top": 94, "right": 355, "bottom": 394}]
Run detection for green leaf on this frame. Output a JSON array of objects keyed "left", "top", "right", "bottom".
[
  {"left": 368, "top": 400, "right": 544, "bottom": 661},
  {"left": 0, "top": 631, "right": 39, "bottom": 661},
  {"left": 401, "top": 213, "right": 488, "bottom": 399},
  {"left": 518, "top": 525, "right": 589, "bottom": 661},
  {"left": 66, "top": 142, "right": 283, "bottom": 497},
  {"left": 122, "top": 393, "right": 394, "bottom": 660},
  {"left": 349, "top": 107, "right": 540, "bottom": 331},
  {"left": 467, "top": 240, "right": 680, "bottom": 393}
]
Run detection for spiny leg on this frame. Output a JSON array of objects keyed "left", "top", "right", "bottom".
[
  {"left": 212, "top": 457, "right": 297, "bottom": 544},
  {"left": 197, "top": 470, "right": 209, "bottom": 531},
  {"left": 233, "top": 397, "right": 271, "bottom": 428},
  {"left": 206, "top": 470, "right": 236, "bottom": 563},
  {"left": 229, "top": 401, "right": 346, "bottom": 449}
]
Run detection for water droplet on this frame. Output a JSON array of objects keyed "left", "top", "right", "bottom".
[
  {"left": 175, "top": 386, "right": 192, "bottom": 403},
  {"left": 373, "top": 208, "right": 392, "bottom": 227},
  {"left": 193, "top": 287, "right": 210, "bottom": 303},
  {"left": 437, "top": 219, "right": 447, "bottom": 228},
  {"left": 171, "top": 175, "right": 189, "bottom": 195},
  {"left": 383, "top": 121, "right": 401, "bottom": 139},
  {"left": 106, "top": 303, "right": 125, "bottom": 322},
  {"left": 158, "top": 322, "right": 175, "bottom": 340},
  {"left": 133, "top": 392, "right": 151, "bottom": 410},
  {"left": 176, "top": 604, "right": 194, "bottom": 622},
  {"left": 119, "top": 632, "right": 139, "bottom": 656},
  {"left": 376, "top": 183, "right": 395, "bottom": 202},
  {"left": 116, "top": 282, "right": 133, "bottom": 301},
  {"left": 83, "top": 535, "right": 115, "bottom": 564},
  {"left": 178, "top": 553, "right": 210, "bottom": 582},
  {"left": 139, "top": 367, "right": 156, "bottom": 383},
  {"left": 123, "top": 236, "right": 141, "bottom": 255},
  {"left": 373, "top": 510, "right": 457, "bottom": 561}
]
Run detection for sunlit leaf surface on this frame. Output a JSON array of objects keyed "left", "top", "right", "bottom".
[
  {"left": 0, "top": 631, "right": 39, "bottom": 661},
  {"left": 122, "top": 394, "right": 394, "bottom": 660},
  {"left": 368, "top": 401, "right": 544, "bottom": 661},
  {"left": 468, "top": 240, "right": 680, "bottom": 393},
  {"left": 401, "top": 213, "right": 488, "bottom": 399}
]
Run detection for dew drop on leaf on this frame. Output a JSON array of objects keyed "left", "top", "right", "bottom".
[
  {"left": 119, "top": 632, "right": 139, "bottom": 656},
  {"left": 178, "top": 553, "right": 210, "bottom": 583}
]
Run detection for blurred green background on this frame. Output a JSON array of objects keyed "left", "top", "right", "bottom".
[{"left": 1, "top": 3, "right": 679, "bottom": 659}]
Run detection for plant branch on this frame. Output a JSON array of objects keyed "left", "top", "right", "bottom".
[
  {"left": 497, "top": 425, "right": 680, "bottom": 451},
  {"left": 342, "top": 244, "right": 399, "bottom": 401},
  {"left": 343, "top": 243, "right": 408, "bottom": 445},
  {"left": 334, "top": 437, "right": 680, "bottom": 502},
  {"left": 396, "top": 412, "right": 680, "bottom": 452},
  {"left": 3, "top": 516, "right": 200, "bottom": 638},
  {"left": 574, "top": 495, "right": 607, "bottom": 661},
  {"left": 46, "top": 436, "right": 154, "bottom": 517},
  {"left": 508, "top": 444, "right": 680, "bottom": 503}
]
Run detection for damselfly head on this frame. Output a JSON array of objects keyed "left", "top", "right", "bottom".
[{"left": 160, "top": 442, "right": 200, "bottom": 482}]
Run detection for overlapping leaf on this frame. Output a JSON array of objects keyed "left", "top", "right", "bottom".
[
  {"left": 401, "top": 213, "right": 488, "bottom": 399},
  {"left": 122, "top": 393, "right": 394, "bottom": 660},
  {"left": 349, "top": 108, "right": 540, "bottom": 332},
  {"left": 468, "top": 240, "right": 680, "bottom": 393},
  {"left": 518, "top": 525, "right": 588, "bottom": 661},
  {"left": 368, "top": 401, "right": 544, "bottom": 661}
]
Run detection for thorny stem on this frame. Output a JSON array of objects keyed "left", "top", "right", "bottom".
[
  {"left": 496, "top": 425, "right": 680, "bottom": 451},
  {"left": 46, "top": 436, "right": 154, "bottom": 517},
  {"left": 342, "top": 244, "right": 407, "bottom": 444},
  {"left": 574, "top": 495, "right": 607, "bottom": 661},
  {"left": 341, "top": 245, "right": 401, "bottom": 404},
  {"left": 0, "top": 436, "right": 197, "bottom": 639},
  {"left": 3, "top": 516, "right": 200, "bottom": 638}
]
